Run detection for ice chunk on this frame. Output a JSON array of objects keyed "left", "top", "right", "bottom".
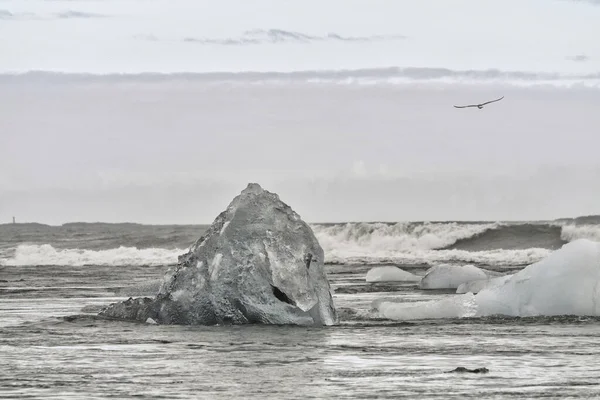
[
  {"left": 377, "top": 239, "right": 600, "bottom": 320},
  {"left": 456, "top": 275, "right": 512, "bottom": 294},
  {"left": 475, "top": 239, "right": 600, "bottom": 317},
  {"left": 419, "top": 264, "right": 487, "bottom": 289},
  {"left": 376, "top": 293, "right": 477, "bottom": 321},
  {"left": 100, "top": 183, "right": 337, "bottom": 326},
  {"left": 365, "top": 266, "right": 421, "bottom": 282}
]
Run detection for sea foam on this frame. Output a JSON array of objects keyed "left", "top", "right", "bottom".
[
  {"left": 312, "top": 221, "right": 498, "bottom": 254},
  {"left": 0, "top": 244, "right": 183, "bottom": 267}
]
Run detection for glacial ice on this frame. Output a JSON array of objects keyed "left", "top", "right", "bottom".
[
  {"left": 455, "top": 275, "right": 512, "bottom": 294},
  {"left": 376, "top": 293, "right": 477, "bottom": 321},
  {"left": 419, "top": 264, "right": 487, "bottom": 289},
  {"left": 376, "top": 239, "right": 600, "bottom": 320},
  {"left": 365, "top": 266, "right": 421, "bottom": 282},
  {"left": 475, "top": 239, "right": 600, "bottom": 317},
  {"left": 99, "top": 183, "right": 337, "bottom": 326}
]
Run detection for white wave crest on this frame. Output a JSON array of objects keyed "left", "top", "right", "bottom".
[
  {"left": 0, "top": 244, "right": 184, "bottom": 267},
  {"left": 561, "top": 224, "right": 600, "bottom": 242},
  {"left": 312, "top": 222, "right": 499, "bottom": 257},
  {"left": 311, "top": 222, "right": 557, "bottom": 266},
  {"left": 325, "top": 248, "right": 551, "bottom": 267}
]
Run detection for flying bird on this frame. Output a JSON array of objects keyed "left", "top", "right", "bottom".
[{"left": 454, "top": 96, "right": 504, "bottom": 109}]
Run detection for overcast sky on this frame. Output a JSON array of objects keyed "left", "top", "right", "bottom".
[
  {"left": 1, "top": 0, "right": 600, "bottom": 224},
  {"left": 1, "top": 0, "right": 600, "bottom": 72}
]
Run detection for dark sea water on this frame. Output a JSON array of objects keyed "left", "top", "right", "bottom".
[{"left": 2, "top": 220, "right": 600, "bottom": 398}]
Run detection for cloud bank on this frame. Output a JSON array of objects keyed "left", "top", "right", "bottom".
[
  {"left": 0, "top": 9, "right": 107, "bottom": 20},
  {"left": 141, "top": 29, "right": 407, "bottom": 46},
  {"left": 2, "top": 68, "right": 600, "bottom": 88}
]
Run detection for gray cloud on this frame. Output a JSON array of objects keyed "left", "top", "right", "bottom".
[
  {"left": 566, "top": 54, "right": 590, "bottom": 62},
  {"left": 564, "top": 0, "right": 600, "bottom": 4},
  {"left": 140, "top": 29, "right": 406, "bottom": 46},
  {"left": 0, "top": 9, "right": 37, "bottom": 19},
  {"left": 133, "top": 33, "right": 159, "bottom": 42},
  {"left": 55, "top": 10, "right": 107, "bottom": 19},
  {"left": 0, "top": 9, "right": 107, "bottom": 20},
  {"left": 2, "top": 69, "right": 599, "bottom": 86}
]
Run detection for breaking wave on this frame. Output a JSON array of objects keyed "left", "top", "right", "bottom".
[
  {"left": 0, "top": 244, "right": 183, "bottom": 267},
  {"left": 561, "top": 224, "right": 600, "bottom": 242},
  {"left": 324, "top": 248, "right": 553, "bottom": 268},
  {"left": 312, "top": 221, "right": 600, "bottom": 266},
  {"left": 312, "top": 222, "right": 499, "bottom": 254},
  {"left": 1, "top": 222, "right": 599, "bottom": 267}
]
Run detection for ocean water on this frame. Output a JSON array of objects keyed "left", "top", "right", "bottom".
[{"left": 2, "top": 220, "right": 600, "bottom": 398}]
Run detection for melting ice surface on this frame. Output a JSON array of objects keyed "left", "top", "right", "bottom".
[
  {"left": 99, "top": 183, "right": 337, "bottom": 326},
  {"left": 365, "top": 266, "right": 421, "bottom": 283},
  {"left": 377, "top": 239, "right": 600, "bottom": 320},
  {"left": 456, "top": 275, "right": 513, "bottom": 294},
  {"left": 419, "top": 264, "right": 488, "bottom": 289}
]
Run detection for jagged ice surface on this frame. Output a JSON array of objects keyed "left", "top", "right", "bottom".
[
  {"left": 99, "top": 183, "right": 337, "bottom": 326},
  {"left": 475, "top": 239, "right": 600, "bottom": 317},
  {"left": 377, "top": 239, "right": 600, "bottom": 320}
]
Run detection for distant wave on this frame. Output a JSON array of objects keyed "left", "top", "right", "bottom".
[
  {"left": 0, "top": 241, "right": 549, "bottom": 268},
  {"left": 179, "top": 29, "right": 406, "bottom": 45},
  {"left": 312, "top": 222, "right": 546, "bottom": 266},
  {"left": 2, "top": 68, "right": 599, "bottom": 88},
  {"left": 312, "top": 221, "right": 600, "bottom": 265},
  {"left": 0, "top": 244, "right": 184, "bottom": 267},
  {"left": 312, "top": 222, "right": 499, "bottom": 254},
  {"left": 561, "top": 224, "right": 600, "bottom": 242},
  {"left": 324, "top": 248, "right": 553, "bottom": 268},
  {"left": 2, "top": 221, "right": 599, "bottom": 267},
  {"left": 446, "top": 223, "right": 566, "bottom": 251}
]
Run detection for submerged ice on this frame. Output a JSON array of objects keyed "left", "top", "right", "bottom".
[
  {"left": 377, "top": 239, "right": 600, "bottom": 320},
  {"left": 455, "top": 275, "right": 512, "bottom": 294},
  {"left": 365, "top": 266, "right": 421, "bottom": 282},
  {"left": 419, "top": 264, "right": 487, "bottom": 289},
  {"left": 99, "top": 183, "right": 337, "bottom": 326}
]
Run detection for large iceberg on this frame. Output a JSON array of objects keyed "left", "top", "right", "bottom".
[
  {"left": 100, "top": 183, "right": 337, "bottom": 326},
  {"left": 419, "top": 264, "right": 487, "bottom": 289},
  {"left": 377, "top": 239, "right": 600, "bottom": 320}
]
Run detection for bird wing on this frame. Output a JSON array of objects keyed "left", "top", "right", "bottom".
[
  {"left": 480, "top": 96, "right": 504, "bottom": 106},
  {"left": 453, "top": 104, "right": 479, "bottom": 108}
]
